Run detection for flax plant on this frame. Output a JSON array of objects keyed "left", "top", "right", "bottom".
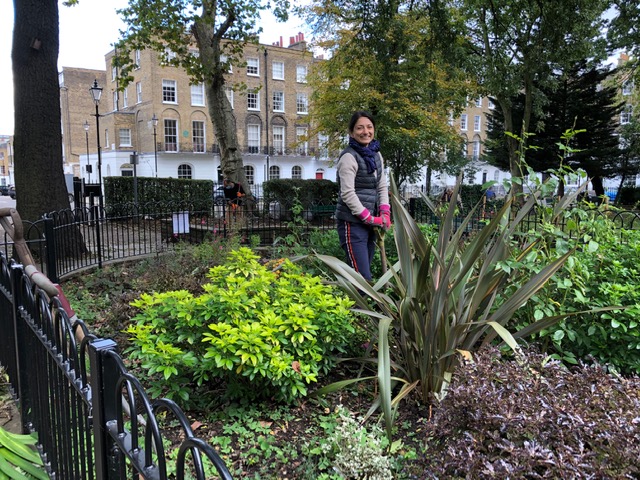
[{"left": 317, "top": 177, "right": 587, "bottom": 440}]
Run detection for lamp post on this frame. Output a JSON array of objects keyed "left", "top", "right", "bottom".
[
  {"left": 152, "top": 113, "right": 158, "bottom": 177},
  {"left": 83, "top": 120, "right": 91, "bottom": 182},
  {"left": 89, "top": 79, "right": 103, "bottom": 188}
]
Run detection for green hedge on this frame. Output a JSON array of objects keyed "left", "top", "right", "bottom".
[
  {"left": 263, "top": 179, "right": 338, "bottom": 207},
  {"left": 105, "top": 177, "right": 213, "bottom": 206}
]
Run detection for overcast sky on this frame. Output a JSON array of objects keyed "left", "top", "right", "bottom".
[{"left": 0, "top": 1, "right": 306, "bottom": 134}]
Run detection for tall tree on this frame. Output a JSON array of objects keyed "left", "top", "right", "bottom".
[
  {"left": 484, "top": 62, "right": 625, "bottom": 197},
  {"left": 12, "top": 0, "right": 73, "bottom": 223},
  {"left": 459, "top": 0, "right": 610, "bottom": 198},
  {"left": 299, "top": 0, "right": 474, "bottom": 186},
  {"left": 114, "top": 0, "right": 290, "bottom": 197}
]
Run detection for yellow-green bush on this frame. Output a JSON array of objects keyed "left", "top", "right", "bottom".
[{"left": 127, "top": 248, "right": 356, "bottom": 404}]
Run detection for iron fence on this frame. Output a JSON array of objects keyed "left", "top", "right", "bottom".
[{"left": 0, "top": 251, "right": 233, "bottom": 479}]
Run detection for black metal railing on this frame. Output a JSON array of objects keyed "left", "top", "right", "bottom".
[{"left": 0, "top": 251, "right": 233, "bottom": 479}]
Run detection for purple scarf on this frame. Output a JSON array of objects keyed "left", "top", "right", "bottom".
[{"left": 349, "top": 137, "right": 380, "bottom": 174}]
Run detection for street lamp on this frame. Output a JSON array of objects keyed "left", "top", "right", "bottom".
[
  {"left": 89, "top": 79, "right": 103, "bottom": 187},
  {"left": 83, "top": 120, "right": 91, "bottom": 182},
  {"left": 152, "top": 113, "right": 158, "bottom": 177}
]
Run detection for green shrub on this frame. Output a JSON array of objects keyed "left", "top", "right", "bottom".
[
  {"left": 127, "top": 247, "right": 356, "bottom": 404},
  {"left": 509, "top": 213, "right": 640, "bottom": 374}
]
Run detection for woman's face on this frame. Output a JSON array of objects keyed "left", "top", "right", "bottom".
[{"left": 350, "top": 116, "right": 375, "bottom": 146}]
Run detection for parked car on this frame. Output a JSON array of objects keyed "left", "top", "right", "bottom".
[
  {"left": 8, "top": 186, "right": 15, "bottom": 199},
  {"left": 0, "top": 185, "right": 10, "bottom": 196}
]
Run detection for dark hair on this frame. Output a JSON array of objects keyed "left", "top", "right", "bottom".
[{"left": 348, "top": 111, "right": 375, "bottom": 133}]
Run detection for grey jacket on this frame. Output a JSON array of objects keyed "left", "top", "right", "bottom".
[{"left": 335, "top": 146, "right": 384, "bottom": 223}]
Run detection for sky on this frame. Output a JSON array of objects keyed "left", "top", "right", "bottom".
[{"left": 0, "top": 1, "right": 306, "bottom": 135}]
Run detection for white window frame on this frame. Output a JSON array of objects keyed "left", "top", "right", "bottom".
[
  {"left": 134, "top": 50, "right": 141, "bottom": 69},
  {"left": 621, "top": 104, "right": 633, "bottom": 125},
  {"left": 272, "top": 61, "right": 285, "bottom": 80},
  {"left": 296, "top": 127, "right": 308, "bottom": 155},
  {"left": 247, "top": 91, "right": 260, "bottom": 111},
  {"left": 136, "top": 82, "right": 142, "bottom": 103},
  {"left": 192, "top": 120, "right": 206, "bottom": 153},
  {"left": 291, "top": 165, "right": 302, "bottom": 179},
  {"left": 472, "top": 139, "right": 481, "bottom": 159},
  {"left": 122, "top": 88, "right": 128, "bottom": 108},
  {"left": 475, "top": 97, "right": 482, "bottom": 107},
  {"left": 112, "top": 91, "right": 118, "bottom": 111},
  {"left": 246, "top": 57, "right": 259, "bottom": 76},
  {"left": 269, "top": 165, "right": 280, "bottom": 180},
  {"left": 273, "top": 125, "right": 285, "bottom": 154},
  {"left": 245, "top": 165, "right": 255, "bottom": 185},
  {"left": 296, "top": 65, "right": 307, "bottom": 83},
  {"left": 296, "top": 93, "right": 308, "bottom": 114},
  {"left": 111, "top": 66, "right": 117, "bottom": 81},
  {"left": 191, "top": 83, "right": 205, "bottom": 106},
  {"left": 162, "top": 79, "right": 177, "bottom": 104},
  {"left": 164, "top": 119, "right": 179, "bottom": 152},
  {"left": 273, "top": 91, "right": 284, "bottom": 112},
  {"left": 177, "top": 164, "right": 192, "bottom": 179},
  {"left": 460, "top": 114, "right": 468, "bottom": 131},
  {"left": 247, "top": 124, "right": 260, "bottom": 153},
  {"left": 622, "top": 80, "right": 633, "bottom": 96},
  {"left": 474, "top": 115, "right": 481, "bottom": 132},
  {"left": 119, "top": 128, "right": 132, "bottom": 147}
]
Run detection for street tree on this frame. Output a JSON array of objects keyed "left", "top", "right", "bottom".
[
  {"left": 114, "top": 0, "right": 290, "bottom": 197},
  {"left": 12, "top": 0, "right": 73, "bottom": 222},
  {"left": 608, "top": 0, "right": 640, "bottom": 74},
  {"left": 458, "top": 0, "right": 610, "bottom": 197},
  {"left": 298, "top": 0, "right": 474, "bottom": 187},
  {"left": 484, "top": 61, "right": 625, "bottom": 197}
]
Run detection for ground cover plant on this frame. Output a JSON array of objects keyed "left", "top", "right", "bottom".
[{"left": 59, "top": 223, "right": 640, "bottom": 478}]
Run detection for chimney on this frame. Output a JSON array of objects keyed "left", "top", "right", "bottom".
[
  {"left": 280, "top": 36, "right": 283, "bottom": 48},
  {"left": 289, "top": 36, "right": 295, "bottom": 46},
  {"left": 299, "top": 32, "right": 304, "bottom": 42}
]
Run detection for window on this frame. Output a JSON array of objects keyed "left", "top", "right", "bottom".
[
  {"left": 621, "top": 104, "right": 633, "bottom": 124},
  {"left": 247, "top": 57, "right": 259, "bottom": 76},
  {"left": 296, "top": 127, "right": 308, "bottom": 155},
  {"left": 247, "top": 92, "right": 260, "bottom": 110},
  {"left": 622, "top": 80, "right": 634, "bottom": 96},
  {"left": 460, "top": 114, "right": 468, "bottom": 131},
  {"left": 177, "top": 164, "right": 192, "bottom": 179},
  {"left": 474, "top": 115, "right": 481, "bottom": 131},
  {"left": 273, "top": 91, "right": 284, "bottom": 112},
  {"left": 164, "top": 48, "right": 176, "bottom": 62},
  {"left": 105, "top": 129, "right": 109, "bottom": 148},
  {"left": 191, "top": 83, "right": 205, "bottom": 106},
  {"left": 292, "top": 166, "right": 302, "bottom": 179},
  {"left": 247, "top": 124, "right": 260, "bottom": 153},
  {"left": 162, "top": 79, "right": 177, "bottom": 103},
  {"left": 136, "top": 82, "right": 142, "bottom": 103},
  {"left": 472, "top": 139, "right": 481, "bottom": 159},
  {"left": 273, "top": 125, "right": 285, "bottom": 154},
  {"left": 0, "top": 166, "right": 5, "bottom": 175},
  {"left": 192, "top": 121, "right": 205, "bottom": 153},
  {"left": 164, "top": 119, "right": 178, "bottom": 152},
  {"left": 189, "top": 48, "right": 199, "bottom": 58},
  {"left": 122, "top": 88, "right": 128, "bottom": 108},
  {"left": 476, "top": 97, "right": 483, "bottom": 107},
  {"left": 134, "top": 50, "right": 141, "bottom": 69},
  {"left": 225, "top": 88, "right": 234, "bottom": 108},
  {"left": 121, "top": 169, "right": 133, "bottom": 177},
  {"left": 448, "top": 112, "right": 454, "bottom": 126},
  {"left": 119, "top": 128, "right": 132, "bottom": 147},
  {"left": 269, "top": 165, "right": 280, "bottom": 180},
  {"left": 296, "top": 93, "right": 308, "bottom": 114},
  {"left": 272, "top": 61, "right": 284, "bottom": 80},
  {"left": 112, "top": 91, "right": 118, "bottom": 111},
  {"left": 296, "top": 65, "right": 307, "bottom": 83},
  {"left": 220, "top": 55, "right": 232, "bottom": 73},
  {"left": 244, "top": 165, "right": 255, "bottom": 185},
  {"left": 318, "top": 134, "right": 329, "bottom": 158},
  {"left": 111, "top": 66, "right": 117, "bottom": 81},
  {"left": 488, "top": 98, "right": 495, "bottom": 109}
]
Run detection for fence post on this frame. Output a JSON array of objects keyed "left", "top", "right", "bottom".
[
  {"left": 89, "top": 339, "right": 123, "bottom": 479},
  {"left": 9, "top": 264, "right": 29, "bottom": 432},
  {"left": 43, "top": 216, "right": 59, "bottom": 284}
]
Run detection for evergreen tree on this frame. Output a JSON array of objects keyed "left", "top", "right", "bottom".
[{"left": 484, "top": 61, "right": 625, "bottom": 197}]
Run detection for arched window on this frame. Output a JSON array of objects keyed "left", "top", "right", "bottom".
[
  {"left": 178, "top": 164, "right": 192, "bottom": 179},
  {"left": 245, "top": 165, "right": 255, "bottom": 185},
  {"left": 291, "top": 165, "right": 302, "bottom": 179},
  {"left": 269, "top": 165, "right": 280, "bottom": 180}
]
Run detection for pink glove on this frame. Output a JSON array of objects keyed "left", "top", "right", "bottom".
[
  {"left": 358, "top": 208, "right": 384, "bottom": 227},
  {"left": 379, "top": 204, "right": 391, "bottom": 230}
]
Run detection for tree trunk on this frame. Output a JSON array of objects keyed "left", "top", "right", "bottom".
[
  {"left": 12, "top": 0, "right": 87, "bottom": 256},
  {"left": 193, "top": 16, "right": 253, "bottom": 202}
]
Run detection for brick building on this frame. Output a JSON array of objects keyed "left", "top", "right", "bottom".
[
  {"left": 60, "top": 34, "right": 336, "bottom": 186},
  {"left": 0, "top": 136, "right": 13, "bottom": 186}
]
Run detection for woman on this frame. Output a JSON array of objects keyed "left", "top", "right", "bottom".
[{"left": 335, "top": 111, "right": 390, "bottom": 281}]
